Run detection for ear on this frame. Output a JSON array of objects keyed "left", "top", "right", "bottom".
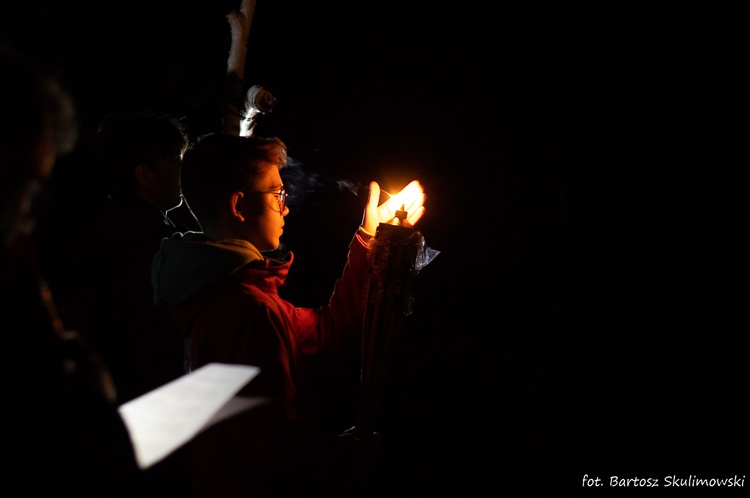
[
  {"left": 135, "top": 163, "right": 155, "bottom": 188},
  {"left": 230, "top": 191, "right": 245, "bottom": 222}
]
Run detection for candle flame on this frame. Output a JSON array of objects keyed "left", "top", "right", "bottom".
[{"left": 381, "top": 189, "right": 418, "bottom": 216}]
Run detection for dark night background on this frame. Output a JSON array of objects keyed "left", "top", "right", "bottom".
[{"left": 3, "top": 1, "right": 750, "bottom": 495}]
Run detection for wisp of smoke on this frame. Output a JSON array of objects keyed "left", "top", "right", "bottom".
[{"left": 281, "top": 155, "right": 363, "bottom": 208}]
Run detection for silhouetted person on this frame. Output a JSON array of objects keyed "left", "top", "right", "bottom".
[
  {"left": 39, "top": 110, "right": 202, "bottom": 497},
  {"left": 0, "top": 42, "right": 141, "bottom": 497},
  {"left": 76, "top": 110, "right": 199, "bottom": 404}
]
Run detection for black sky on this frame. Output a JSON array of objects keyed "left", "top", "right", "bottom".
[{"left": 3, "top": 1, "right": 750, "bottom": 494}]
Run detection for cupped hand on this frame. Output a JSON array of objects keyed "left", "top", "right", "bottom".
[{"left": 361, "top": 180, "right": 426, "bottom": 235}]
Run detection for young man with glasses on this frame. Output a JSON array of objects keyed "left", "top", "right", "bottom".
[{"left": 151, "top": 131, "right": 425, "bottom": 497}]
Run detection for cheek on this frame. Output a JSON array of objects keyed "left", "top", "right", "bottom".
[
  {"left": 261, "top": 209, "right": 281, "bottom": 230},
  {"left": 261, "top": 209, "right": 283, "bottom": 233},
  {"left": 247, "top": 212, "right": 281, "bottom": 251},
  {"left": 167, "top": 168, "right": 181, "bottom": 185}
]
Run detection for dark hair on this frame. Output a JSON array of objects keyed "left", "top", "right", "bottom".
[
  {"left": 89, "top": 110, "right": 188, "bottom": 200},
  {"left": 181, "top": 133, "right": 287, "bottom": 225}
]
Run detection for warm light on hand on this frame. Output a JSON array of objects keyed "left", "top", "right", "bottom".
[{"left": 361, "top": 180, "right": 426, "bottom": 235}]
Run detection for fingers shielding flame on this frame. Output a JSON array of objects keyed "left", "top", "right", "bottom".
[{"left": 380, "top": 180, "right": 426, "bottom": 227}]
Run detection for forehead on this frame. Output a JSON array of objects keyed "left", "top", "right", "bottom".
[{"left": 249, "top": 162, "right": 283, "bottom": 189}]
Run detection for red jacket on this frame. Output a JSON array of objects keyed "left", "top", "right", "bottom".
[{"left": 151, "top": 231, "right": 370, "bottom": 496}]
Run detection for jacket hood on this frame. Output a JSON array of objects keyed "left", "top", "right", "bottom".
[{"left": 152, "top": 231, "right": 268, "bottom": 307}]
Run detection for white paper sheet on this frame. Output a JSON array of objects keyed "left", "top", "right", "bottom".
[{"left": 118, "top": 362, "right": 262, "bottom": 470}]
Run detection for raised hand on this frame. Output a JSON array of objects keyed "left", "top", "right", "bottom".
[{"left": 361, "top": 180, "right": 426, "bottom": 235}]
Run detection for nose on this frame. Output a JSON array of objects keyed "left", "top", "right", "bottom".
[{"left": 282, "top": 204, "right": 289, "bottom": 217}]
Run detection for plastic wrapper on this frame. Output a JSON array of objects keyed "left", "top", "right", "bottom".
[
  {"left": 351, "top": 219, "right": 439, "bottom": 437},
  {"left": 336, "top": 215, "right": 437, "bottom": 493}
]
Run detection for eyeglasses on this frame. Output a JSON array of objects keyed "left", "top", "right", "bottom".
[{"left": 248, "top": 187, "right": 287, "bottom": 214}]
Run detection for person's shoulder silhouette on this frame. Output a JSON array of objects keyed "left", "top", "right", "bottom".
[{"left": 0, "top": 42, "right": 142, "bottom": 497}]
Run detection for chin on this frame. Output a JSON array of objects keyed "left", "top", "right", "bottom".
[{"left": 258, "top": 241, "right": 279, "bottom": 252}]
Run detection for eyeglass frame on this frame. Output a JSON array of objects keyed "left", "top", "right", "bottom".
[{"left": 247, "top": 187, "right": 287, "bottom": 214}]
